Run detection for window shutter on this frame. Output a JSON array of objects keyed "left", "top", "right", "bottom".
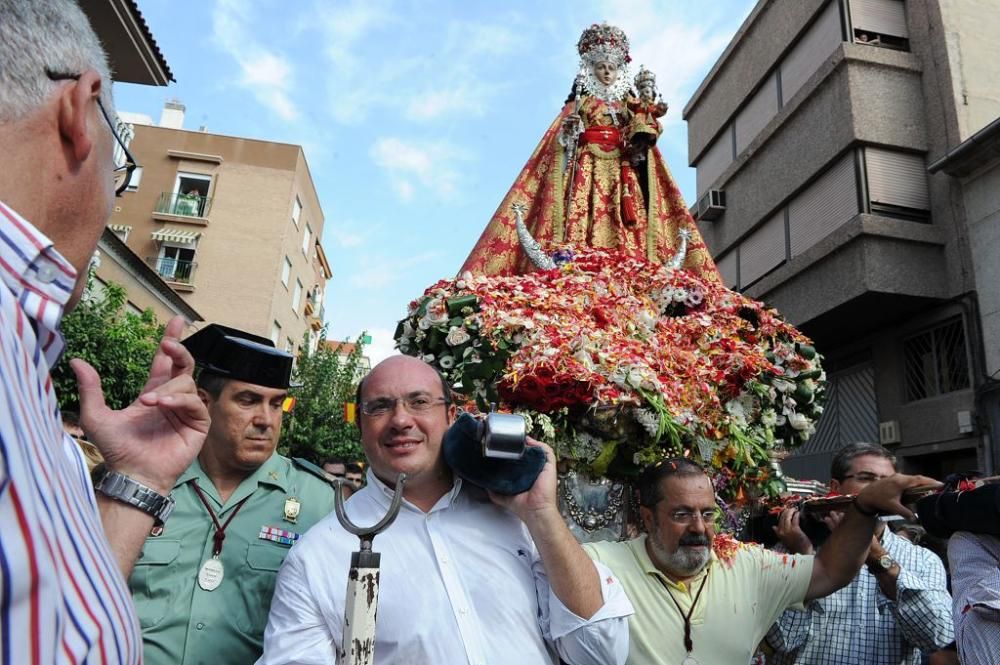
[
  {"left": 866, "top": 148, "right": 929, "bottom": 211},
  {"left": 788, "top": 153, "right": 859, "bottom": 256},
  {"left": 739, "top": 211, "right": 786, "bottom": 286},
  {"left": 716, "top": 251, "right": 738, "bottom": 289},
  {"left": 780, "top": 2, "right": 843, "bottom": 103},
  {"left": 850, "top": 0, "right": 908, "bottom": 38},
  {"left": 735, "top": 73, "right": 779, "bottom": 155},
  {"left": 695, "top": 127, "right": 734, "bottom": 196}
]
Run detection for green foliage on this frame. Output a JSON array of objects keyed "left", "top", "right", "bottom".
[
  {"left": 53, "top": 280, "right": 164, "bottom": 412},
  {"left": 278, "top": 329, "right": 368, "bottom": 464}
]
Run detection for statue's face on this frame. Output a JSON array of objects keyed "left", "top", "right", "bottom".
[
  {"left": 640, "top": 81, "right": 655, "bottom": 100},
  {"left": 593, "top": 61, "right": 618, "bottom": 86}
]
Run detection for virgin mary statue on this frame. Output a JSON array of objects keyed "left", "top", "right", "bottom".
[{"left": 459, "top": 23, "right": 717, "bottom": 279}]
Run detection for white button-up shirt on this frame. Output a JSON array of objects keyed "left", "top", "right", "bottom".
[{"left": 258, "top": 473, "right": 633, "bottom": 664}]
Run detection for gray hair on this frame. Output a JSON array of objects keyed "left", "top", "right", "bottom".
[{"left": 0, "top": 0, "right": 113, "bottom": 122}]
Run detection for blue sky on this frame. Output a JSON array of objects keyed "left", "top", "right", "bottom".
[{"left": 115, "top": 0, "right": 756, "bottom": 363}]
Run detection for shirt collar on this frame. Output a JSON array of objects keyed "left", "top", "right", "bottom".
[
  {"left": 176, "top": 453, "right": 289, "bottom": 507},
  {"left": 630, "top": 533, "right": 716, "bottom": 592},
  {"left": 0, "top": 200, "right": 79, "bottom": 363},
  {"left": 364, "top": 468, "right": 464, "bottom": 514}
]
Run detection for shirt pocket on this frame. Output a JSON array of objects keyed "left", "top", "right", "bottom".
[
  {"left": 233, "top": 541, "right": 291, "bottom": 638},
  {"left": 130, "top": 539, "right": 182, "bottom": 629}
]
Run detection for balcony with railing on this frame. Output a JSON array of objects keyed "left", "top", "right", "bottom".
[
  {"left": 153, "top": 192, "right": 213, "bottom": 223},
  {"left": 147, "top": 256, "right": 198, "bottom": 291}
]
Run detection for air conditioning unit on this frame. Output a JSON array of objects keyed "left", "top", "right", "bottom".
[
  {"left": 878, "top": 420, "right": 901, "bottom": 445},
  {"left": 695, "top": 189, "right": 726, "bottom": 222}
]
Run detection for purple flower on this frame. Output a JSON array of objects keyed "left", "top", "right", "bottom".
[{"left": 552, "top": 249, "right": 575, "bottom": 266}]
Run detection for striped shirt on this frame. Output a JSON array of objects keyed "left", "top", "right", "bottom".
[
  {"left": 766, "top": 527, "right": 954, "bottom": 665},
  {"left": 0, "top": 200, "right": 141, "bottom": 664},
  {"left": 948, "top": 531, "right": 1000, "bottom": 665}
]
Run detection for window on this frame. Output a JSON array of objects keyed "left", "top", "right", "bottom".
[
  {"left": 167, "top": 171, "right": 213, "bottom": 217},
  {"left": 281, "top": 256, "right": 292, "bottom": 287},
  {"left": 850, "top": 0, "right": 910, "bottom": 50},
  {"left": 904, "top": 318, "right": 971, "bottom": 402},
  {"left": 126, "top": 166, "right": 143, "bottom": 192},
  {"left": 271, "top": 321, "right": 282, "bottom": 346},
  {"left": 292, "top": 197, "right": 302, "bottom": 227},
  {"left": 155, "top": 244, "right": 196, "bottom": 284},
  {"left": 302, "top": 224, "right": 312, "bottom": 256},
  {"left": 865, "top": 148, "right": 929, "bottom": 220},
  {"left": 286, "top": 337, "right": 295, "bottom": 353},
  {"left": 292, "top": 279, "right": 303, "bottom": 313}
]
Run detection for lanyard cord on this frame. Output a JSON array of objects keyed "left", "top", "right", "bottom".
[
  {"left": 657, "top": 569, "right": 710, "bottom": 654},
  {"left": 191, "top": 481, "right": 251, "bottom": 556}
]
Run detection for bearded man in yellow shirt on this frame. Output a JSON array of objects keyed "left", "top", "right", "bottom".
[{"left": 584, "top": 458, "right": 939, "bottom": 665}]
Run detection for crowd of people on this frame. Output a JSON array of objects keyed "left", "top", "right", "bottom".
[{"left": 1, "top": 2, "right": 998, "bottom": 664}]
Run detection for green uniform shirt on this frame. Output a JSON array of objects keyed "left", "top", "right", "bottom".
[{"left": 129, "top": 453, "right": 336, "bottom": 665}]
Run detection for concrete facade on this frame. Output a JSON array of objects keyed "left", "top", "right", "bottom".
[
  {"left": 684, "top": 0, "right": 1000, "bottom": 480},
  {"left": 109, "top": 119, "right": 328, "bottom": 353}
]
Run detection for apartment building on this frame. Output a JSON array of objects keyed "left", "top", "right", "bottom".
[
  {"left": 79, "top": 1, "right": 202, "bottom": 324},
  {"left": 109, "top": 106, "right": 330, "bottom": 352},
  {"left": 684, "top": 0, "right": 1000, "bottom": 479}
]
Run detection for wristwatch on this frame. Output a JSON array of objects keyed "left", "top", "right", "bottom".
[
  {"left": 95, "top": 468, "right": 175, "bottom": 525},
  {"left": 870, "top": 553, "right": 897, "bottom": 574}
]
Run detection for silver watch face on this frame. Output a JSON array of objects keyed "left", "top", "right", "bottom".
[{"left": 879, "top": 554, "right": 894, "bottom": 570}]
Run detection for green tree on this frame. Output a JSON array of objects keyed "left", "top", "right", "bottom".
[
  {"left": 53, "top": 280, "right": 165, "bottom": 412},
  {"left": 278, "top": 330, "right": 368, "bottom": 464}
]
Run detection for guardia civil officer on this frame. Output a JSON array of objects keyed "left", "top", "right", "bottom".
[{"left": 128, "top": 324, "right": 336, "bottom": 665}]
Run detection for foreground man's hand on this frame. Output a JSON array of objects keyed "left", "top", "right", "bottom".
[{"left": 73, "top": 315, "right": 209, "bottom": 495}]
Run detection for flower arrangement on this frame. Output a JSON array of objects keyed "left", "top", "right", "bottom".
[{"left": 395, "top": 247, "right": 825, "bottom": 504}]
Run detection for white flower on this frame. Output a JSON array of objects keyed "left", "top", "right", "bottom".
[
  {"left": 633, "top": 408, "right": 661, "bottom": 437},
  {"left": 417, "top": 317, "right": 432, "bottom": 330},
  {"left": 761, "top": 409, "right": 778, "bottom": 428},
  {"left": 421, "top": 354, "right": 436, "bottom": 363},
  {"left": 788, "top": 412, "right": 811, "bottom": 431},
  {"left": 772, "top": 378, "right": 796, "bottom": 394},
  {"left": 725, "top": 399, "right": 747, "bottom": 426},
  {"left": 438, "top": 355, "right": 455, "bottom": 369},
  {"left": 425, "top": 297, "right": 448, "bottom": 324},
  {"left": 638, "top": 309, "right": 657, "bottom": 330},
  {"left": 445, "top": 326, "right": 471, "bottom": 346},
  {"left": 684, "top": 288, "right": 704, "bottom": 306}
]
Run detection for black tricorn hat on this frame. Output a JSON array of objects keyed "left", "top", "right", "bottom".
[{"left": 182, "top": 324, "right": 293, "bottom": 389}]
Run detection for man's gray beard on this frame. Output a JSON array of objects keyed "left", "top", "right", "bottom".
[{"left": 649, "top": 526, "right": 711, "bottom": 577}]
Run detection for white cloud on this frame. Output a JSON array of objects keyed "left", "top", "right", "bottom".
[
  {"left": 406, "top": 87, "right": 486, "bottom": 122},
  {"left": 325, "top": 219, "right": 371, "bottom": 249},
  {"left": 362, "top": 327, "right": 402, "bottom": 367},
  {"left": 369, "top": 137, "right": 469, "bottom": 201},
  {"left": 212, "top": 0, "right": 299, "bottom": 120},
  {"left": 349, "top": 250, "right": 443, "bottom": 289}
]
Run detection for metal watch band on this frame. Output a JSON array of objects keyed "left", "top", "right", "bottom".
[{"left": 95, "top": 469, "right": 175, "bottom": 525}]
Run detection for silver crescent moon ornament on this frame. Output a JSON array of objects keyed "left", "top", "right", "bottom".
[
  {"left": 668, "top": 228, "right": 692, "bottom": 270},
  {"left": 512, "top": 202, "right": 557, "bottom": 270}
]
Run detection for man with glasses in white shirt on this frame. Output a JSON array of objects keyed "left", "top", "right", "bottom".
[{"left": 258, "top": 354, "right": 634, "bottom": 664}]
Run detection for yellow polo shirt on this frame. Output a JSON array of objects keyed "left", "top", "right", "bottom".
[{"left": 584, "top": 535, "right": 813, "bottom": 665}]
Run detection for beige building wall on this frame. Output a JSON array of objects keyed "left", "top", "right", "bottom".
[
  {"left": 935, "top": 0, "right": 1000, "bottom": 139},
  {"left": 110, "top": 125, "right": 327, "bottom": 351},
  {"left": 93, "top": 230, "right": 201, "bottom": 328}
]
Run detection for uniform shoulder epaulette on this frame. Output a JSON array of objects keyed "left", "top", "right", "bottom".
[{"left": 291, "top": 457, "right": 335, "bottom": 486}]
